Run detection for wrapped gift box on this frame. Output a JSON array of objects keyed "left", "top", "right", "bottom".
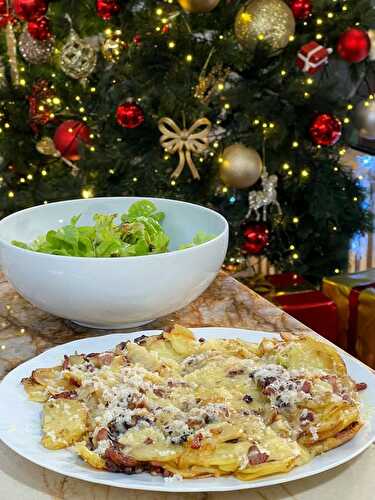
[
  {"left": 323, "top": 270, "right": 375, "bottom": 367},
  {"left": 236, "top": 272, "right": 338, "bottom": 343}
]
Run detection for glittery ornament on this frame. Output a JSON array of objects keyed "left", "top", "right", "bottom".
[
  {"left": 37, "top": 135, "right": 80, "bottom": 175},
  {"left": 13, "top": 0, "right": 47, "bottom": 21},
  {"left": 220, "top": 144, "right": 263, "bottom": 189},
  {"left": 289, "top": 0, "right": 312, "bottom": 20},
  {"left": 194, "top": 64, "right": 229, "bottom": 104},
  {"left": 28, "top": 15, "right": 51, "bottom": 41},
  {"left": 242, "top": 223, "right": 269, "bottom": 255},
  {"left": 19, "top": 24, "right": 54, "bottom": 64},
  {"left": 60, "top": 29, "right": 97, "bottom": 81},
  {"left": 96, "top": 0, "right": 120, "bottom": 20},
  {"left": 246, "top": 168, "right": 282, "bottom": 221},
  {"left": 235, "top": 0, "right": 295, "bottom": 51},
  {"left": 101, "top": 35, "right": 125, "bottom": 62},
  {"left": 353, "top": 99, "right": 375, "bottom": 140},
  {"left": 309, "top": 113, "right": 342, "bottom": 146},
  {"left": 177, "top": 0, "right": 220, "bottom": 13},
  {"left": 53, "top": 120, "right": 91, "bottom": 161},
  {"left": 337, "top": 28, "right": 370, "bottom": 64},
  {"left": 116, "top": 102, "right": 144, "bottom": 129},
  {"left": 28, "top": 79, "right": 55, "bottom": 132}
]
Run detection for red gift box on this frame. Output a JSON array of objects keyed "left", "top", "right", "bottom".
[
  {"left": 296, "top": 41, "right": 332, "bottom": 75},
  {"left": 266, "top": 274, "right": 339, "bottom": 343}
]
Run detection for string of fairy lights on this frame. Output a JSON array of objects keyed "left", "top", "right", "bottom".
[{"left": 0, "top": 0, "right": 369, "bottom": 272}]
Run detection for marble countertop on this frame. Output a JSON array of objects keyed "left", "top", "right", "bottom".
[{"left": 0, "top": 272, "right": 373, "bottom": 500}]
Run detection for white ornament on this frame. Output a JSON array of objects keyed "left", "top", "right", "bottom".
[{"left": 246, "top": 167, "right": 282, "bottom": 221}]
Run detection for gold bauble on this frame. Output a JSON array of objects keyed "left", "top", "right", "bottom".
[
  {"left": 60, "top": 29, "right": 97, "bottom": 81},
  {"left": 220, "top": 144, "right": 263, "bottom": 189},
  {"left": 368, "top": 30, "right": 375, "bottom": 61},
  {"left": 354, "top": 100, "right": 375, "bottom": 140},
  {"left": 235, "top": 0, "right": 295, "bottom": 51},
  {"left": 102, "top": 37, "right": 125, "bottom": 62},
  {"left": 178, "top": 0, "right": 220, "bottom": 13}
]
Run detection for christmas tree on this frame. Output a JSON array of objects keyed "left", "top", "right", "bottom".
[{"left": 0, "top": 0, "right": 374, "bottom": 280}]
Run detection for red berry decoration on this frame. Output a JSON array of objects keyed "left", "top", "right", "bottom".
[
  {"left": 53, "top": 120, "right": 92, "bottom": 161},
  {"left": 13, "top": 0, "right": 48, "bottom": 21},
  {"left": 116, "top": 103, "right": 144, "bottom": 129},
  {"left": 96, "top": 0, "right": 119, "bottom": 21},
  {"left": 242, "top": 223, "right": 269, "bottom": 255},
  {"left": 289, "top": 0, "right": 312, "bottom": 21},
  {"left": 28, "top": 16, "right": 50, "bottom": 40},
  {"left": 337, "top": 28, "right": 370, "bottom": 63},
  {"left": 309, "top": 113, "right": 342, "bottom": 146}
]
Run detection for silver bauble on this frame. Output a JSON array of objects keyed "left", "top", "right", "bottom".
[
  {"left": 19, "top": 26, "right": 54, "bottom": 65},
  {"left": 354, "top": 99, "right": 375, "bottom": 140}
]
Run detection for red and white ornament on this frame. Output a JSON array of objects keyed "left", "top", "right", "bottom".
[
  {"left": 296, "top": 41, "right": 332, "bottom": 74},
  {"left": 28, "top": 15, "right": 51, "bottom": 41}
]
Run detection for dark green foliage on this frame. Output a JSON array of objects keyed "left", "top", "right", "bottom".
[{"left": 0, "top": 0, "right": 374, "bottom": 280}]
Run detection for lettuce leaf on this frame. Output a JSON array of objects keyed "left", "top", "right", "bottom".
[{"left": 12, "top": 201, "right": 216, "bottom": 257}]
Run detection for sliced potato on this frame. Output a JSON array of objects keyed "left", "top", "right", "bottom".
[
  {"left": 32, "top": 367, "right": 74, "bottom": 394},
  {"left": 22, "top": 378, "right": 48, "bottom": 402},
  {"left": 163, "top": 325, "right": 198, "bottom": 356},
  {"left": 75, "top": 442, "right": 106, "bottom": 469},
  {"left": 41, "top": 399, "right": 88, "bottom": 450}
]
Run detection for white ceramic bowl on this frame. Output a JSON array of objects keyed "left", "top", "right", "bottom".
[{"left": 0, "top": 197, "right": 228, "bottom": 329}]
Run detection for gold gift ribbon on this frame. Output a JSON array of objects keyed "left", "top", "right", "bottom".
[{"left": 158, "top": 117, "right": 212, "bottom": 180}]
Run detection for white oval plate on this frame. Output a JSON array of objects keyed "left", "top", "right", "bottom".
[{"left": 0, "top": 328, "right": 374, "bottom": 493}]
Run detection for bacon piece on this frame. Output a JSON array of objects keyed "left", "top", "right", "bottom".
[
  {"left": 248, "top": 445, "right": 269, "bottom": 465},
  {"left": 104, "top": 447, "right": 139, "bottom": 469},
  {"left": 301, "top": 380, "right": 312, "bottom": 393},
  {"left": 321, "top": 375, "right": 339, "bottom": 393},
  {"left": 62, "top": 355, "right": 70, "bottom": 370},
  {"left": 243, "top": 394, "right": 253, "bottom": 404},
  {"left": 96, "top": 428, "right": 109, "bottom": 441},
  {"left": 227, "top": 369, "right": 245, "bottom": 377},
  {"left": 97, "top": 353, "right": 115, "bottom": 366},
  {"left": 190, "top": 432, "right": 204, "bottom": 449},
  {"left": 356, "top": 382, "right": 367, "bottom": 391},
  {"left": 52, "top": 390, "right": 77, "bottom": 399},
  {"left": 153, "top": 388, "right": 165, "bottom": 397},
  {"left": 144, "top": 437, "right": 153, "bottom": 445},
  {"left": 300, "top": 410, "right": 314, "bottom": 424}
]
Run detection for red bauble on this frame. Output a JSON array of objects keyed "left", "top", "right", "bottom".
[
  {"left": 309, "top": 113, "right": 342, "bottom": 146},
  {"left": 242, "top": 224, "right": 269, "bottom": 255},
  {"left": 337, "top": 28, "right": 370, "bottom": 63},
  {"left": 116, "top": 103, "right": 144, "bottom": 129},
  {"left": 13, "top": 0, "right": 48, "bottom": 21},
  {"left": 289, "top": 0, "right": 312, "bottom": 20},
  {"left": 96, "top": 0, "right": 119, "bottom": 21},
  {"left": 53, "top": 120, "right": 91, "bottom": 161},
  {"left": 28, "top": 16, "right": 50, "bottom": 40},
  {"left": 133, "top": 33, "right": 141, "bottom": 45}
]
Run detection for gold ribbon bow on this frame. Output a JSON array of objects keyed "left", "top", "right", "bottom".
[{"left": 158, "top": 117, "right": 212, "bottom": 180}]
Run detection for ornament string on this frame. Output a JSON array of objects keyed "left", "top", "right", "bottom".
[
  {"left": 158, "top": 117, "right": 212, "bottom": 179},
  {"left": 36, "top": 137, "right": 79, "bottom": 176},
  {"left": 5, "top": 0, "right": 19, "bottom": 86}
]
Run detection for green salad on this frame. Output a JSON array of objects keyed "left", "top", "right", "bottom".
[{"left": 12, "top": 200, "right": 215, "bottom": 258}]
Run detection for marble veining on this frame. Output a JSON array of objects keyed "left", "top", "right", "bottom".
[{"left": 0, "top": 271, "right": 373, "bottom": 500}]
